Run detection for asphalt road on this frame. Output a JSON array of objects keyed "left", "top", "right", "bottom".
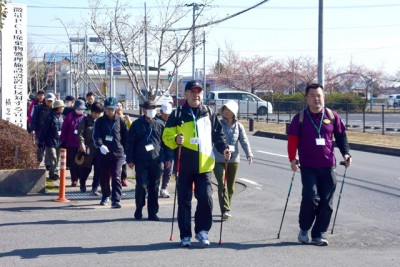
[{"left": 1, "top": 135, "right": 399, "bottom": 266}]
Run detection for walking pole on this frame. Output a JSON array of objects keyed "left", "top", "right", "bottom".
[
  {"left": 218, "top": 160, "right": 228, "bottom": 245},
  {"left": 331, "top": 161, "right": 347, "bottom": 234},
  {"left": 277, "top": 160, "right": 298, "bottom": 239},
  {"left": 169, "top": 144, "right": 181, "bottom": 241}
]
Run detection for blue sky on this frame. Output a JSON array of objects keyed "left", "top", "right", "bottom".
[{"left": 19, "top": 0, "right": 400, "bottom": 76}]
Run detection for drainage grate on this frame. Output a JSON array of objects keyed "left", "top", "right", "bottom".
[{"left": 65, "top": 189, "right": 136, "bottom": 200}]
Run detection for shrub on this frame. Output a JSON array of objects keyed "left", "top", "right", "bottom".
[{"left": 0, "top": 119, "right": 38, "bottom": 169}]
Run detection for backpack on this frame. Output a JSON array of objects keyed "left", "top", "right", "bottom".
[{"left": 174, "top": 105, "right": 213, "bottom": 126}]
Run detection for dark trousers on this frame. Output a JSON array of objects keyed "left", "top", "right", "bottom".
[
  {"left": 79, "top": 167, "right": 91, "bottom": 187},
  {"left": 299, "top": 167, "right": 337, "bottom": 238},
  {"left": 92, "top": 159, "right": 100, "bottom": 190},
  {"left": 177, "top": 170, "right": 213, "bottom": 239},
  {"left": 66, "top": 147, "right": 80, "bottom": 183},
  {"left": 134, "top": 160, "right": 162, "bottom": 217},
  {"left": 98, "top": 155, "right": 123, "bottom": 202},
  {"left": 121, "top": 163, "right": 127, "bottom": 180},
  {"left": 161, "top": 160, "right": 173, "bottom": 190}
]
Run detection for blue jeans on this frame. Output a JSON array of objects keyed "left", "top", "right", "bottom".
[{"left": 299, "top": 167, "right": 337, "bottom": 238}]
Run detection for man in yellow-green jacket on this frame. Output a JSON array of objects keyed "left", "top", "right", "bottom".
[{"left": 162, "top": 80, "right": 231, "bottom": 247}]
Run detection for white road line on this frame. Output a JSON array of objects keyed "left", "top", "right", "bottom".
[
  {"left": 238, "top": 178, "right": 262, "bottom": 189},
  {"left": 256, "top": 150, "right": 287, "bottom": 158}
]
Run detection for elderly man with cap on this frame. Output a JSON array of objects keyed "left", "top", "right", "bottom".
[
  {"left": 62, "top": 95, "right": 75, "bottom": 117},
  {"left": 213, "top": 100, "right": 253, "bottom": 220},
  {"left": 156, "top": 103, "right": 173, "bottom": 198},
  {"left": 31, "top": 92, "right": 56, "bottom": 164},
  {"left": 162, "top": 80, "right": 231, "bottom": 247},
  {"left": 39, "top": 99, "right": 65, "bottom": 181},
  {"left": 126, "top": 100, "right": 172, "bottom": 221},
  {"left": 92, "top": 97, "right": 128, "bottom": 208}
]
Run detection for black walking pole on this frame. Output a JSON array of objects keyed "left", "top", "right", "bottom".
[
  {"left": 218, "top": 160, "right": 228, "bottom": 245},
  {"left": 169, "top": 144, "right": 181, "bottom": 241},
  {"left": 331, "top": 161, "right": 347, "bottom": 234},
  {"left": 277, "top": 160, "right": 298, "bottom": 239}
]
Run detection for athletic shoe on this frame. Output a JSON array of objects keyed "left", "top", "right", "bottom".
[
  {"left": 80, "top": 185, "right": 86, "bottom": 193},
  {"left": 298, "top": 229, "right": 309, "bottom": 244},
  {"left": 71, "top": 181, "right": 78, "bottom": 187},
  {"left": 195, "top": 230, "right": 210, "bottom": 246},
  {"left": 223, "top": 211, "right": 232, "bottom": 220},
  {"left": 160, "top": 189, "right": 170, "bottom": 198},
  {"left": 91, "top": 188, "right": 100, "bottom": 196},
  {"left": 111, "top": 201, "right": 121, "bottom": 209},
  {"left": 148, "top": 215, "right": 160, "bottom": 221},
  {"left": 100, "top": 197, "right": 109, "bottom": 206},
  {"left": 134, "top": 209, "right": 143, "bottom": 220},
  {"left": 121, "top": 179, "right": 128, "bottom": 187},
  {"left": 180, "top": 237, "right": 191, "bottom": 247},
  {"left": 312, "top": 237, "right": 329, "bottom": 246},
  {"left": 49, "top": 174, "right": 60, "bottom": 181}
]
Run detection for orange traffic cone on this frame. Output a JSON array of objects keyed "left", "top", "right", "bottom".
[{"left": 54, "top": 148, "right": 70, "bottom": 202}]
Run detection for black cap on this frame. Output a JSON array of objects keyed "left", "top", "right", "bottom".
[
  {"left": 140, "top": 100, "right": 157, "bottom": 109},
  {"left": 65, "top": 95, "right": 75, "bottom": 101},
  {"left": 185, "top": 80, "right": 203, "bottom": 91}
]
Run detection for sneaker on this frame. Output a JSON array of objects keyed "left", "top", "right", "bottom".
[
  {"left": 80, "top": 185, "right": 86, "bottom": 193},
  {"left": 49, "top": 174, "right": 60, "bottom": 181},
  {"left": 100, "top": 197, "right": 109, "bottom": 206},
  {"left": 223, "top": 211, "right": 231, "bottom": 220},
  {"left": 160, "top": 189, "right": 170, "bottom": 198},
  {"left": 195, "top": 230, "right": 210, "bottom": 246},
  {"left": 180, "top": 237, "right": 191, "bottom": 247},
  {"left": 91, "top": 188, "right": 100, "bottom": 196},
  {"left": 111, "top": 201, "right": 121, "bottom": 209},
  {"left": 298, "top": 229, "right": 309, "bottom": 244},
  {"left": 121, "top": 179, "right": 128, "bottom": 187},
  {"left": 71, "top": 181, "right": 78, "bottom": 187},
  {"left": 134, "top": 209, "right": 143, "bottom": 220},
  {"left": 312, "top": 237, "right": 329, "bottom": 246}
]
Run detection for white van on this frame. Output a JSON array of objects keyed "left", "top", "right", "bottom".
[
  {"left": 387, "top": 94, "right": 400, "bottom": 108},
  {"left": 206, "top": 90, "right": 273, "bottom": 115}
]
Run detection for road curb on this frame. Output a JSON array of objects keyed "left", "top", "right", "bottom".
[{"left": 253, "top": 131, "right": 400, "bottom": 157}]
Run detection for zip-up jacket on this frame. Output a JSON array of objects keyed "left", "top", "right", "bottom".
[
  {"left": 126, "top": 116, "right": 171, "bottom": 164},
  {"left": 30, "top": 103, "right": 51, "bottom": 135},
  {"left": 162, "top": 103, "right": 228, "bottom": 174},
  {"left": 60, "top": 111, "right": 86, "bottom": 149},
  {"left": 92, "top": 114, "right": 127, "bottom": 159},
  {"left": 38, "top": 110, "right": 63, "bottom": 148}
]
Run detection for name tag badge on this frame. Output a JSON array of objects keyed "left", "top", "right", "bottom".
[
  {"left": 105, "top": 135, "right": 113, "bottom": 142},
  {"left": 190, "top": 138, "right": 199, "bottom": 145},
  {"left": 74, "top": 129, "right": 78, "bottom": 134},
  {"left": 86, "top": 147, "right": 90, "bottom": 154},
  {"left": 316, "top": 138, "right": 326, "bottom": 146},
  {"left": 58, "top": 131, "right": 61, "bottom": 136},
  {"left": 229, "top": 145, "right": 235, "bottom": 152},
  {"left": 145, "top": 144, "right": 154, "bottom": 151}
]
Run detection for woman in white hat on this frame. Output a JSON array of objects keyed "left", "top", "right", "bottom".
[{"left": 213, "top": 100, "right": 254, "bottom": 220}]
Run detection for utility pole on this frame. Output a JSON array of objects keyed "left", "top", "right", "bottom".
[
  {"left": 69, "top": 41, "right": 73, "bottom": 96},
  {"left": 218, "top": 48, "right": 221, "bottom": 74},
  {"left": 185, "top": 3, "right": 202, "bottom": 79},
  {"left": 318, "top": 0, "right": 324, "bottom": 86},
  {"left": 175, "top": 34, "right": 180, "bottom": 105},
  {"left": 202, "top": 31, "right": 206, "bottom": 93},
  {"left": 109, "top": 21, "right": 113, "bottom": 97},
  {"left": 84, "top": 35, "right": 88, "bottom": 95},
  {"left": 54, "top": 57, "right": 57, "bottom": 94}
]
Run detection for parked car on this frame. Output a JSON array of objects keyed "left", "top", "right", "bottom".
[
  {"left": 387, "top": 94, "right": 400, "bottom": 108},
  {"left": 206, "top": 90, "right": 273, "bottom": 115}
]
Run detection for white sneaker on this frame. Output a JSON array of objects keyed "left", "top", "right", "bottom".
[
  {"left": 180, "top": 237, "right": 191, "bottom": 247},
  {"left": 298, "top": 229, "right": 309, "bottom": 244},
  {"left": 160, "top": 189, "right": 170, "bottom": 198},
  {"left": 223, "top": 211, "right": 232, "bottom": 220},
  {"left": 195, "top": 230, "right": 210, "bottom": 246}
]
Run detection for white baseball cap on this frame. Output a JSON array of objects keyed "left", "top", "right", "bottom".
[{"left": 161, "top": 103, "right": 173, "bottom": 115}]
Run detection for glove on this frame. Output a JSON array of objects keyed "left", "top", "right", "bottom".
[{"left": 100, "top": 145, "right": 109, "bottom": 155}]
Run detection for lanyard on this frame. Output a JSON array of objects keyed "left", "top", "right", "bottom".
[
  {"left": 189, "top": 108, "right": 198, "bottom": 137},
  {"left": 306, "top": 108, "right": 324, "bottom": 138},
  {"left": 142, "top": 121, "right": 153, "bottom": 143},
  {"left": 222, "top": 120, "right": 236, "bottom": 145},
  {"left": 106, "top": 119, "right": 116, "bottom": 136}
]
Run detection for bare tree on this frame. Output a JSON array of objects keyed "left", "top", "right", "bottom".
[{"left": 88, "top": 0, "right": 212, "bottom": 102}]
